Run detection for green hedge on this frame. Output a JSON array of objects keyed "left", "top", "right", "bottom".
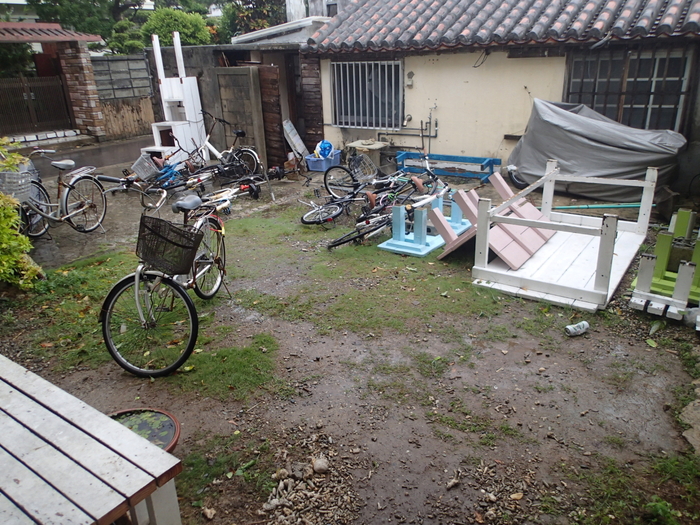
[{"left": 0, "top": 193, "right": 42, "bottom": 290}]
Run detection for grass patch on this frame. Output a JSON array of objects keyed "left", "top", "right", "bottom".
[
  {"left": 0, "top": 252, "right": 139, "bottom": 370},
  {"left": 164, "top": 334, "right": 278, "bottom": 401}
]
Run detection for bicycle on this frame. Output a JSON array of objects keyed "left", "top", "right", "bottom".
[
  {"left": 19, "top": 151, "right": 107, "bottom": 238},
  {"left": 99, "top": 186, "right": 236, "bottom": 377},
  {"left": 298, "top": 174, "right": 399, "bottom": 225},
  {"left": 323, "top": 152, "right": 384, "bottom": 198},
  {"left": 195, "top": 110, "right": 275, "bottom": 200},
  {"left": 327, "top": 165, "right": 446, "bottom": 249},
  {"left": 99, "top": 215, "right": 203, "bottom": 377}
]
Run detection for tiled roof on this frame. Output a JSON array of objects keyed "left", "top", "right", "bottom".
[
  {"left": 304, "top": 0, "right": 700, "bottom": 53},
  {"left": 0, "top": 22, "right": 102, "bottom": 43}
]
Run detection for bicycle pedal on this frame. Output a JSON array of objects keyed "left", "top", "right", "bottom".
[
  {"left": 313, "top": 188, "right": 321, "bottom": 198},
  {"left": 223, "top": 207, "right": 231, "bottom": 215}
]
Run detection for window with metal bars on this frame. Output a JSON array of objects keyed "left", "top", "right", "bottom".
[
  {"left": 331, "top": 61, "right": 403, "bottom": 129},
  {"left": 565, "top": 46, "right": 693, "bottom": 132}
]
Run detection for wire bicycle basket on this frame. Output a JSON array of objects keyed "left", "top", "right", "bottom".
[
  {"left": 136, "top": 215, "right": 203, "bottom": 275},
  {"left": 349, "top": 154, "right": 379, "bottom": 182},
  {"left": 131, "top": 154, "right": 161, "bottom": 181},
  {"left": 0, "top": 170, "right": 32, "bottom": 203}
]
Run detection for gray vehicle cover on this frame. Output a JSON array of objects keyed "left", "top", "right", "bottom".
[{"left": 507, "top": 99, "right": 687, "bottom": 202}]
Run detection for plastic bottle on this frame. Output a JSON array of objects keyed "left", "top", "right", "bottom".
[{"left": 565, "top": 321, "right": 589, "bottom": 336}]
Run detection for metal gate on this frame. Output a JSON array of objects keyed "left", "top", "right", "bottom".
[{"left": 0, "top": 75, "right": 72, "bottom": 136}]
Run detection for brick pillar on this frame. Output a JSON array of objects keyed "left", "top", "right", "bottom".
[{"left": 56, "top": 41, "right": 106, "bottom": 140}]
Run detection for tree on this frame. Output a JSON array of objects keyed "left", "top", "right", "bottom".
[
  {"left": 218, "top": 0, "right": 286, "bottom": 41},
  {"left": 140, "top": 8, "right": 211, "bottom": 46},
  {"left": 0, "top": 44, "right": 35, "bottom": 78},
  {"left": 107, "top": 20, "right": 145, "bottom": 55},
  {"left": 27, "top": 0, "right": 145, "bottom": 39}
]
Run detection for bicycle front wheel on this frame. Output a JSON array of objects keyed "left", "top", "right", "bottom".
[
  {"left": 101, "top": 273, "right": 198, "bottom": 377},
  {"left": 63, "top": 175, "right": 107, "bottom": 232},
  {"left": 22, "top": 180, "right": 51, "bottom": 238},
  {"left": 193, "top": 216, "right": 226, "bottom": 300},
  {"left": 327, "top": 216, "right": 391, "bottom": 249},
  {"left": 324, "top": 166, "right": 357, "bottom": 198},
  {"left": 301, "top": 203, "right": 343, "bottom": 225}
]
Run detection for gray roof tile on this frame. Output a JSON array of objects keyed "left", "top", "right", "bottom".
[{"left": 304, "top": 0, "right": 700, "bottom": 53}]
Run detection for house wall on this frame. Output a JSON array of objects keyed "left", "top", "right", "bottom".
[{"left": 321, "top": 50, "right": 566, "bottom": 165}]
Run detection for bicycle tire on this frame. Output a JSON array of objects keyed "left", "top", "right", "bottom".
[
  {"left": 193, "top": 216, "right": 226, "bottom": 300},
  {"left": 101, "top": 272, "right": 198, "bottom": 377},
  {"left": 63, "top": 175, "right": 107, "bottom": 233},
  {"left": 22, "top": 180, "right": 51, "bottom": 238},
  {"left": 301, "top": 203, "right": 343, "bottom": 225},
  {"left": 324, "top": 166, "right": 357, "bottom": 198},
  {"left": 237, "top": 148, "right": 261, "bottom": 175},
  {"left": 508, "top": 168, "right": 529, "bottom": 190},
  {"left": 327, "top": 216, "right": 391, "bottom": 249}
]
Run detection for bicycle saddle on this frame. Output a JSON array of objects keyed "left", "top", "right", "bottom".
[
  {"left": 171, "top": 194, "right": 202, "bottom": 214},
  {"left": 51, "top": 159, "right": 76, "bottom": 171},
  {"left": 233, "top": 130, "right": 246, "bottom": 138}
]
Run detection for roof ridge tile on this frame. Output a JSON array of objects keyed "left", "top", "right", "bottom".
[
  {"left": 497, "top": 0, "right": 545, "bottom": 42},
  {"left": 565, "top": 0, "right": 607, "bottom": 39},
  {"left": 681, "top": 0, "right": 700, "bottom": 32},
  {"left": 589, "top": 0, "right": 625, "bottom": 38},
  {"left": 630, "top": 0, "right": 667, "bottom": 36},
  {"left": 549, "top": 0, "right": 588, "bottom": 39},
  {"left": 657, "top": 0, "right": 687, "bottom": 34}
]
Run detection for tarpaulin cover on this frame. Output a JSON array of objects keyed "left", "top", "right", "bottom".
[{"left": 507, "top": 99, "right": 687, "bottom": 202}]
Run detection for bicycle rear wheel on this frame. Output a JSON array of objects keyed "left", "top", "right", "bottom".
[
  {"left": 101, "top": 272, "right": 198, "bottom": 377},
  {"left": 237, "top": 148, "right": 261, "bottom": 175},
  {"left": 301, "top": 203, "right": 343, "bottom": 225},
  {"left": 324, "top": 166, "right": 357, "bottom": 198},
  {"left": 193, "top": 216, "right": 226, "bottom": 300},
  {"left": 22, "top": 180, "right": 51, "bottom": 238},
  {"left": 63, "top": 175, "right": 107, "bottom": 232},
  {"left": 327, "top": 216, "right": 391, "bottom": 249}
]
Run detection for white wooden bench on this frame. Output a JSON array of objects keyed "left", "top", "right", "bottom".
[
  {"left": 0, "top": 354, "right": 183, "bottom": 525},
  {"left": 471, "top": 160, "right": 657, "bottom": 311}
]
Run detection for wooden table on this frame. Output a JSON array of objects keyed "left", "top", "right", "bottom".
[{"left": 0, "top": 354, "right": 183, "bottom": 525}]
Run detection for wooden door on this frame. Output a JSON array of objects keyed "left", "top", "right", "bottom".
[{"left": 258, "top": 65, "right": 286, "bottom": 169}]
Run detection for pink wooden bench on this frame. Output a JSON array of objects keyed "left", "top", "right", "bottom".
[{"left": 435, "top": 172, "right": 555, "bottom": 269}]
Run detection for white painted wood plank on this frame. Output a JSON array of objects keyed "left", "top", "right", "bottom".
[
  {"left": 472, "top": 266, "right": 608, "bottom": 304},
  {"left": 647, "top": 301, "right": 668, "bottom": 315},
  {"left": 0, "top": 355, "right": 180, "bottom": 485},
  {"left": 0, "top": 447, "right": 94, "bottom": 525},
  {"left": 0, "top": 379, "right": 155, "bottom": 504},
  {"left": 0, "top": 492, "right": 35, "bottom": 524},
  {"left": 629, "top": 296, "right": 648, "bottom": 310},
  {"left": 0, "top": 411, "right": 127, "bottom": 524},
  {"left": 529, "top": 232, "right": 594, "bottom": 284},
  {"left": 667, "top": 306, "right": 683, "bottom": 321},
  {"left": 672, "top": 262, "right": 695, "bottom": 303},
  {"left": 635, "top": 254, "right": 656, "bottom": 293}
]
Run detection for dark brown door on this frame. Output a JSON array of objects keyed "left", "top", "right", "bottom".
[
  {"left": 0, "top": 75, "right": 72, "bottom": 136},
  {"left": 258, "top": 65, "right": 286, "bottom": 169}
]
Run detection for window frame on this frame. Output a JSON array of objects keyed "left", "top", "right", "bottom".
[
  {"left": 330, "top": 60, "right": 404, "bottom": 130},
  {"left": 564, "top": 45, "right": 695, "bottom": 134}
]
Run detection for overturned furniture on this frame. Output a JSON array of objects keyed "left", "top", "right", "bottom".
[
  {"left": 630, "top": 209, "right": 700, "bottom": 328},
  {"left": 472, "top": 160, "right": 657, "bottom": 311}
]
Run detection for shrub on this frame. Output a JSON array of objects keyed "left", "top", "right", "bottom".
[
  {"left": 0, "top": 193, "right": 42, "bottom": 290},
  {"left": 141, "top": 8, "right": 211, "bottom": 46}
]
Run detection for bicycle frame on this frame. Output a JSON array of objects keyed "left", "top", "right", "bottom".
[{"left": 23, "top": 166, "right": 100, "bottom": 224}]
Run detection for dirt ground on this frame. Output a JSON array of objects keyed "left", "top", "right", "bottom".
[{"left": 7, "top": 163, "right": 700, "bottom": 524}]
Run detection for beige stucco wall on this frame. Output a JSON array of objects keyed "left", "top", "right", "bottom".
[{"left": 321, "top": 50, "right": 566, "bottom": 165}]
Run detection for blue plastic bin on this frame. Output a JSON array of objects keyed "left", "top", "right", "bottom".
[{"left": 305, "top": 150, "right": 341, "bottom": 172}]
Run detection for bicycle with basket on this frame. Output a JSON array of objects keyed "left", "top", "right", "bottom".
[{"left": 99, "top": 188, "right": 234, "bottom": 378}]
